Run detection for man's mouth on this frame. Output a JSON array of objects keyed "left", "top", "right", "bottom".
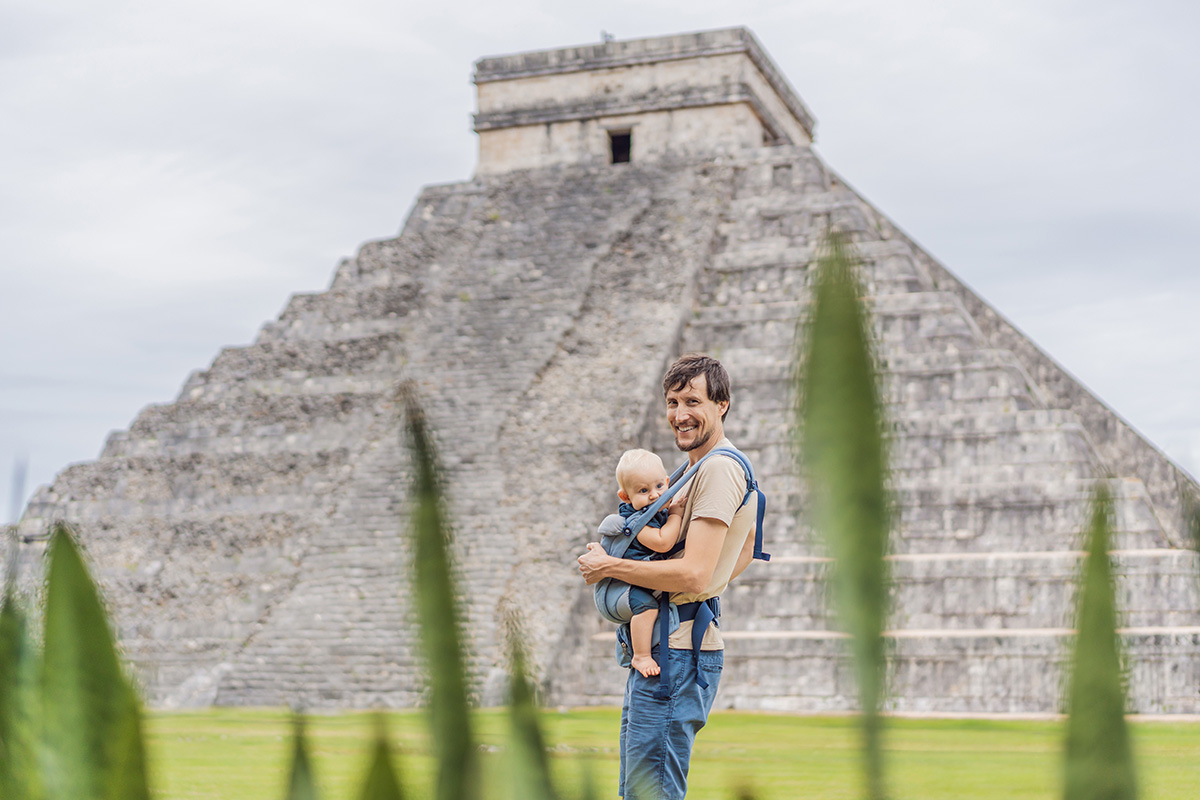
[{"left": 676, "top": 424, "right": 696, "bottom": 433}]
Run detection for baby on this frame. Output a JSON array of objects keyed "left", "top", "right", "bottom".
[{"left": 596, "top": 449, "right": 688, "bottom": 678}]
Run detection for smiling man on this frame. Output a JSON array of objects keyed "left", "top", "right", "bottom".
[{"left": 578, "top": 353, "right": 760, "bottom": 800}]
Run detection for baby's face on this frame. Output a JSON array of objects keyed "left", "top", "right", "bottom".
[{"left": 623, "top": 464, "right": 670, "bottom": 511}]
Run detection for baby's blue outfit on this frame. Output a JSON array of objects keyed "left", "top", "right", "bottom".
[{"left": 597, "top": 502, "right": 671, "bottom": 616}]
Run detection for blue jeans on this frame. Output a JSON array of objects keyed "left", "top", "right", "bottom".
[{"left": 620, "top": 645, "right": 723, "bottom": 799}]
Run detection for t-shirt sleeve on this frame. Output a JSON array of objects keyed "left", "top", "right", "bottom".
[{"left": 687, "top": 456, "right": 745, "bottom": 526}]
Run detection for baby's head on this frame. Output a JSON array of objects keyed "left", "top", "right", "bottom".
[{"left": 615, "top": 449, "right": 670, "bottom": 511}]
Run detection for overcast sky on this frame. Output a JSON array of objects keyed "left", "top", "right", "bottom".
[{"left": 3, "top": 0, "right": 1198, "bottom": 522}]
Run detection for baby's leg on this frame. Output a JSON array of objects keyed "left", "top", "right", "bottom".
[{"left": 629, "top": 607, "right": 660, "bottom": 678}]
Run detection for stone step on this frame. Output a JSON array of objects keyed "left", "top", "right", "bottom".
[
  {"left": 578, "top": 626, "right": 1200, "bottom": 714},
  {"left": 200, "top": 332, "right": 404, "bottom": 385},
  {"left": 724, "top": 549, "right": 1200, "bottom": 632},
  {"left": 110, "top": 400, "right": 383, "bottom": 459},
  {"left": 725, "top": 350, "right": 1043, "bottom": 415},
  {"left": 44, "top": 450, "right": 354, "bottom": 505},
  {"left": 273, "top": 282, "right": 422, "bottom": 329},
  {"left": 720, "top": 363, "right": 1034, "bottom": 416}
]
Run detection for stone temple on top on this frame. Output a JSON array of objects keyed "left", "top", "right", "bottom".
[{"left": 14, "top": 27, "right": 1200, "bottom": 713}]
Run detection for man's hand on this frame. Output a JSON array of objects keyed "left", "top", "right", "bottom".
[{"left": 577, "top": 542, "right": 614, "bottom": 585}]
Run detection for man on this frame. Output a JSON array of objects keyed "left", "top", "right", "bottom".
[{"left": 578, "top": 353, "right": 759, "bottom": 800}]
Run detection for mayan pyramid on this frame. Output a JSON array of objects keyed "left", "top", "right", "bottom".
[{"left": 15, "top": 28, "right": 1200, "bottom": 713}]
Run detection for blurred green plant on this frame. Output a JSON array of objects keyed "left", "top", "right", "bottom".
[
  {"left": 1063, "top": 483, "right": 1138, "bottom": 800},
  {"left": 0, "top": 522, "right": 151, "bottom": 799},
  {"left": 796, "top": 231, "right": 891, "bottom": 800},
  {"left": 400, "top": 383, "right": 480, "bottom": 800},
  {"left": 504, "top": 632, "right": 557, "bottom": 800},
  {"left": 0, "top": 593, "right": 43, "bottom": 800},
  {"left": 358, "top": 717, "right": 406, "bottom": 800},
  {"left": 284, "top": 716, "right": 320, "bottom": 800},
  {"left": 1181, "top": 486, "right": 1200, "bottom": 554}
]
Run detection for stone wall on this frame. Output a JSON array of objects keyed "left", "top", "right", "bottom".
[{"left": 474, "top": 28, "right": 814, "bottom": 173}]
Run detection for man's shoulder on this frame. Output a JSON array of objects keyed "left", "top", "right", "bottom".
[{"left": 695, "top": 442, "right": 749, "bottom": 484}]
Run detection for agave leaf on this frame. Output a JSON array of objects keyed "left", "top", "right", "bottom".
[
  {"left": 577, "top": 761, "right": 599, "bottom": 800},
  {"left": 401, "top": 385, "right": 478, "bottom": 800},
  {"left": 1063, "top": 484, "right": 1137, "bottom": 800},
  {"left": 283, "top": 716, "right": 320, "bottom": 800},
  {"left": 796, "top": 232, "right": 890, "bottom": 799},
  {"left": 505, "top": 633, "right": 556, "bottom": 800},
  {"left": 40, "top": 523, "right": 150, "bottom": 800},
  {"left": 0, "top": 595, "right": 45, "bottom": 800},
  {"left": 358, "top": 716, "right": 404, "bottom": 800}
]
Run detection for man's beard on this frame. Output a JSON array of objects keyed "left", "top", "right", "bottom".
[{"left": 676, "top": 428, "right": 713, "bottom": 453}]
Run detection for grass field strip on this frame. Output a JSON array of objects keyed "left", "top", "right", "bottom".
[{"left": 767, "top": 549, "right": 1191, "bottom": 563}]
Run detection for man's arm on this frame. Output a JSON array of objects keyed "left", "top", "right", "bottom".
[
  {"left": 729, "top": 522, "right": 756, "bottom": 580},
  {"left": 578, "top": 516, "right": 728, "bottom": 595}
]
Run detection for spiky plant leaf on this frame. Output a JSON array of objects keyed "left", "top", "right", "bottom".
[
  {"left": 1064, "top": 484, "right": 1137, "bottom": 800},
  {"left": 578, "top": 762, "right": 599, "bottom": 800},
  {"left": 0, "top": 595, "right": 45, "bottom": 800},
  {"left": 401, "top": 385, "right": 478, "bottom": 800},
  {"left": 505, "top": 633, "right": 556, "bottom": 800},
  {"left": 796, "top": 232, "right": 890, "bottom": 800},
  {"left": 283, "top": 716, "right": 320, "bottom": 800},
  {"left": 40, "top": 523, "right": 150, "bottom": 800},
  {"left": 358, "top": 717, "right": 405, "bottom": 800}
]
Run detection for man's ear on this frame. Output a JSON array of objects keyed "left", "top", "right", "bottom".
[
  {"left": 717, "top": 399, "right": 729, "bottom": 417},
  {"left": 617, "top": 489, "right": 629, "bottom": 503}
]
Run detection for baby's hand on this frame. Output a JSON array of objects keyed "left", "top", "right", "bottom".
[{"left": 667, "top": 491, "right": 689, "bottom": 516}]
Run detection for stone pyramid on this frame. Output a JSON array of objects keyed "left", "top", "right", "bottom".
[{"left": 15, "top": 28, "right": 1200, "bottom": 713}]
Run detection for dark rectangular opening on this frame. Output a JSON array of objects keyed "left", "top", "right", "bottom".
[{"left": 609, "top": 131, "right": 631, "bottom": 164}]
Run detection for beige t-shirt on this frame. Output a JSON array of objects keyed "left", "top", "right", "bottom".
[{"left": 667, "top": 439, "right": 756, "bottom": 651}]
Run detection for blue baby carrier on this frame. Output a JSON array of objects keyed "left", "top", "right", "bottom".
[{"left": 593, "top": 446, "right": 770, "bottom": 698}]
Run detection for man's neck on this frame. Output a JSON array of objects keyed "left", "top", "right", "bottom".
[{"left": 687, "top": 431, "right": 727, "bottom": 465}]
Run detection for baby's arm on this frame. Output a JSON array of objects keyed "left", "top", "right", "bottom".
[{"left": 634, "top": 492, "right": 688, "bottom": 553}]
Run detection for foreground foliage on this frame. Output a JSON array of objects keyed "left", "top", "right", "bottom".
[
  {"left": 1063, "top": 485, "right": 1138, "bottom": 800},
  {"left": 797, "top": 232, "right": 891, "bottom": 799},
  {"left": 0, "top": 526, "right": 151, "bottom": 799}
]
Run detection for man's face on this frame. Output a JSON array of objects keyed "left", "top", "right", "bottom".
[{"left": 666, "top": 375, "right": 728, "bottom": 453}]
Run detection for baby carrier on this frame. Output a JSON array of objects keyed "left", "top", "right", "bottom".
[{"left": 593, "top": 446, "right": 770, "bottom": 698}]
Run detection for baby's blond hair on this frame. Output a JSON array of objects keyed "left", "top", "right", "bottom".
[{"left": 615, "top": 449, "right": 665, "bottom": 496}]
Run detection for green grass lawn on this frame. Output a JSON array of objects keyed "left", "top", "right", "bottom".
[{"left": 144, "top": 708, "right": 1200, "bottom": 799}]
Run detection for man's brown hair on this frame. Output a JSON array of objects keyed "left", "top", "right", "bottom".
[{"left": 662, "top": 353, "right": 731, "bottom": 421}]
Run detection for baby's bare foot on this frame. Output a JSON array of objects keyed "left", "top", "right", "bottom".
[{"left": 632, "top": 654, "right": 660, "bottom": 678}]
